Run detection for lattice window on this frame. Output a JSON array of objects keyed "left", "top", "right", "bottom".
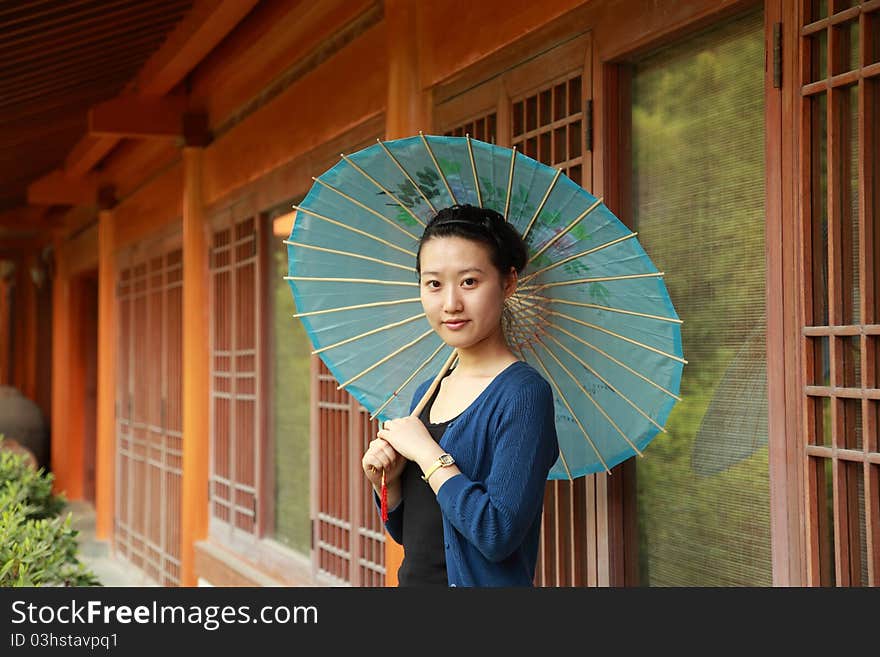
[
  {"left": 800, "top": 0, "right": 880, "bottom": 586},
  {"left": 510, "top": 72, "right": 591, "bottom": 587},
  {"left": 512, "top": 75, "right": 585, "bottom": 185},
  {"left": 435, "top": 36, "right": 592, "bottom": 586},
  {"left": 314, "top": 358, "right": 386, "bottom": 585},
  {"left": 115, "top": 245, "right": 183, "bottom": 586},
  {"left": 209, "top": 215, "right": 263, "bottom": 540},
  {"left": 444, "top": 111, "right": 498, "bottom": 143}
]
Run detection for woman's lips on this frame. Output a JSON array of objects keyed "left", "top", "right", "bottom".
[{"left": 443, "top": 320, "right": 468, "bottom": 330}]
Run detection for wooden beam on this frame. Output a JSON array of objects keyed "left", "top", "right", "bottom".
[
  {"left": 26, "top": 169, "right": 98, "bottom": 206},
  {"left": 64, "top": 137, "right": 119, "bottom": 178},
  {"left": 89, "top": 95, "right": 188, "bottom": 139},
  {"left": 64, "top": 0, "right": 257, "bottom": 176},
  {"left": 136, "top": 0, "right": 260, "bottom": 96}
]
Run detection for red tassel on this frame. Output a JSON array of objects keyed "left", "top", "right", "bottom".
[{"left": 380, "top": 469, "right": 388, "bottom": 522}]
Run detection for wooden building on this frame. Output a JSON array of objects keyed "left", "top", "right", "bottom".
[{"left": 0, "top": 0, "right": 877, "bottom": 587}]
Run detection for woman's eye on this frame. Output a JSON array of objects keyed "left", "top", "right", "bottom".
[
  {"left": 425, "top": 280, "right": 440, "bottom": 289},
  {"left": 462, "top": 278, "right": 476, "bottom": 287}
]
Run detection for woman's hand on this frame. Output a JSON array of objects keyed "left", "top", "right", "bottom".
[
  {"left": 361, "top": 437, "right": 406, "bottom": 490},
  {"left": 376, "top": 416, "right": 441, "bottom": 464}
]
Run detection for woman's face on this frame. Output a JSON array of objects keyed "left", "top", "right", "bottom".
[{"left": 418, "top": 236, "right": 515, "bottom": 351}]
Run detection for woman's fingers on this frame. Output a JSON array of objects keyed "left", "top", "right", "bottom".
[{"left": 363, "top": 438, "right": 398, "bottom": 471}]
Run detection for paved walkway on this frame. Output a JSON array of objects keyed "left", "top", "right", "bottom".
[{"left": 65, "top": 500, "right": 160, "bottom": 587}]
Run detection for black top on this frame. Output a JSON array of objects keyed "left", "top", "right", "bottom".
[{"left": 396, "top": 374, "right": 455, "bottom": 587}]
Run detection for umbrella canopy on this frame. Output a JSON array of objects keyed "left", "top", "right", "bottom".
[{"left": 286, "top": 134, "right": 685, "bottom": 479}]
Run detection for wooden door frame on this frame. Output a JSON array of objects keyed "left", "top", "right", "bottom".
[
  {"left": 114, "top": 224, "right": 184, "bottom": 584},
  {"left": 596, "top": 0, "right": 805, "bottom": 585}
]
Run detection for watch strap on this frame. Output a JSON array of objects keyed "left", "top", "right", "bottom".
[{"left": 421, "top": 454, "right": 453, "bottom": 483}]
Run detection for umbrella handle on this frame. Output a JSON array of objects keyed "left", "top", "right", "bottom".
[
  {"left": 409, "top": 349, "right": 458, "bottom": 419},
  {"left": 380, "top": 469, "right": 388, "bottom": 522},
  {"left": 377, "top": 349, "right": 456, "bottom": 523}
]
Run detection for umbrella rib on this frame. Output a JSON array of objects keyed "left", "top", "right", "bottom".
[
  {"left": 420, "top": 131, "right": 457, "bottom": 205},
  {"left": 521, "top": 271, "right": 665, "bottom": 292},
  {"left": 284, "top": 240, "right": 416, "bottom": 273},
  {"left": 521, "top": 231, "right": 639, "bottom": 284},
  {"left": 541, "top": 307, "right": 686, "bottom": 364},
  {"left": 285, "top": 276, "right": 417, "bottom": 287},
  {"left": 293, "top": 297, "right": 421, "bottom": 319},
  {"left": 541, "top": 317, "right": 683, "bottom": 401},
  {"left": 339, "top": 153, "right": 426, "bottom": 230},
  {"left": 507, "top": 296, "right": 543, "bottom": 320},
  {"left": 527, "top": 197, "right": 604, "bottom": 265},
  {"left": 377, "top": 139, "right": 437, "bottom": 214},
  {"left": 506, "top": 295, "right": 687, "bottom": 386},
  {"left": 292, "top": 205, "right": 416, "bottom": 258},
  {"left": 524, "top": 344, "right": 600, "bottom": 477},
  {"left": 521, "top": 168, "right": 562, "bottom": 241},
  {"left": 466, "top": 134, "right": 483, "bottom": 208},
  {"left": 542, "top": 330, "right": 666, "bottom": 434},
  {"left": 311, "top": 312, "right": 426, "bottom": 355},
  {"left": 337, "top": 328, "right": 436, "bottom": 390},
  {"left": 517, "top": 291, "right": 681, "bottom": 324},
  {"left": 369, "top": 341, "right": 451, "bottom": 420},
  {"left": 534, "top": 335, "right": 644, "bottom": 456},
  {"left": 503, "top": 146, "right": 517, "bottom": 219},
  {"left": 506, "top": 299, "right": 544, "bottom": 339},
  {"left": 310, "top": 176, "right": 423, "bottom": 241}
]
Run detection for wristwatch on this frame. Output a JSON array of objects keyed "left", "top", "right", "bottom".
[{"left": 421, "top": 453, "right": 455, "bottom": 483}]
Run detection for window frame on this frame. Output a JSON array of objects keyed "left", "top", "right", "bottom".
[
  {"left": 433, "top": 0, "right": 792, "bottom": 587},
  {"left": 797, "top": 0, "right": 880, "bottom": 587}
]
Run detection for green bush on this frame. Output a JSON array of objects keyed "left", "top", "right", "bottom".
[
  {"left": 0, "top": 447, "right": 65, "bottom": 520},
  {"left": 0, "top": 438, "right": 100, "bottom": 587}
]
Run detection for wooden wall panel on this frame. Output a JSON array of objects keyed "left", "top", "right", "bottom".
[
  {"left": 113, "top": 163, "right": 183, "bottom": 251},
  {"left": 202, "top": 23, "right": 387, "bottom": 205},
  {"left": 420, "top": 0, "right": 585, "bottom": 87},
  {"left": 65, "top": 223, "right": 98, "bottom": 276},
  {"left": 190, "top": 0, "right": 378, "bottom": 129},
  {"left": 106, "top": 140, "right": 180, "bottom": 204}
]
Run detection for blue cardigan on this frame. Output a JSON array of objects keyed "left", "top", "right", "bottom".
[{"left": 380, "top": 360, "right": 559, "bottom": 587}]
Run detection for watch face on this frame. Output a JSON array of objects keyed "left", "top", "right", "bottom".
[{"left": 439, "top": 454, "right": 454, "bottom": 466}]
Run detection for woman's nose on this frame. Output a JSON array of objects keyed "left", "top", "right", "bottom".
[{"left": 443, "top": 288, "right": 462, "bottom": 313}]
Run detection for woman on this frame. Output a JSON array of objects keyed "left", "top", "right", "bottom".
[{"left": 361, "top": 204, "right": 559, "bottom": 587}]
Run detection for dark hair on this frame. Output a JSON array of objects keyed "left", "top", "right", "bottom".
[{"left": 415, "top": 204, "right": 528, "bottom": 277}]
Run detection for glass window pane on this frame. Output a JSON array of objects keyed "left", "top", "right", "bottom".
[
  {"left": 631, "top": 10, "right": 770, "bottom": 585},
  {"left": 843, "top": 84, "right": 860, "bottom": 324},
  {"left": 812, "top": 93, "right": 829, "bottom": 325},
  {"left": 273, "top": 231, "right": 312, "bottom": 554},
  {"left": 809, "top": 30, "right": 828, "bottom": 83}
]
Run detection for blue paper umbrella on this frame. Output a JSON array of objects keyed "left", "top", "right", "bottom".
[{"left": 286, "top": 134, "right": 686, "bottom": 480}]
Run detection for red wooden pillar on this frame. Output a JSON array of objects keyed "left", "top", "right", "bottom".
[
  {"left": 181, "top": 143, "right": 210, "bottom": 586},
  {"left": 0, "top": 273, "right": 9, "bottom": 385},
  {"left": 20, "top": 251, "right": 39, "bottom": 402},
  {"left": 11, "top": 258, "right": 27, "bottom": 396},
  {"left": 383, "top": 0, "right": 433, "bottom": 587},
  {"left": 50, "top": 240, "right": 71, "bottom": 495},
  {"left": 96, "top": 205, "right": 116, "bottom": 538}
]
